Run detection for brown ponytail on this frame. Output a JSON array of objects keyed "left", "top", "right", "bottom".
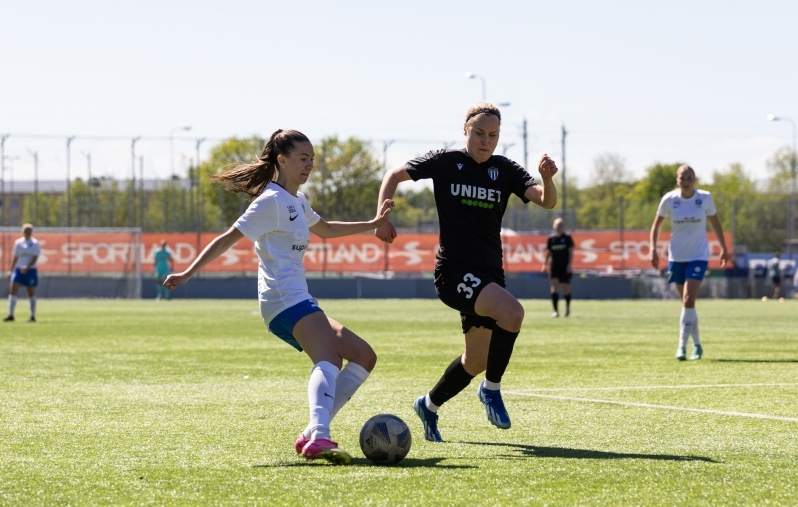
[{"left": 213, "top": 129, "right": 310, "bottom": 197}]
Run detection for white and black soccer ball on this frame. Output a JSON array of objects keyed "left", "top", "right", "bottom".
[{"left": 359, "top": 414, "right": 412, "bottom": 465}]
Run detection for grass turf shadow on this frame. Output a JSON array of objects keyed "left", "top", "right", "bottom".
[
  {"left": 708, "top": 359, "right": 798, "bottom": 364},
  {"left": 459, "top": 441, "right": 718, "bottom": 462},
  {"left": 254, "top": 457, "right": 476, "bottom": 469}
]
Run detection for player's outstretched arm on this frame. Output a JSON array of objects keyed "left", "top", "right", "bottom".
[
  {"left": 310, "top": 199, "right": 394, "bottom": 239},
  {"left": 649, "top": 215, "right": 666, "bottom": 269},
  {"left": 524, "top": 154, "right": 558, "bottom": 209},
  {"left": 375, "top": 165, "right": 411, "bottom": 243},
  {"left": 707, "top": 214, "right": 731, "bottom": 267},
  {"left": 163, "top": 226, "right": 244, "bottom": 289}
]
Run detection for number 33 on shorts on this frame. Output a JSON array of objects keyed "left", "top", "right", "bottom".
[{"left": 456, "top": 273, "right": 482, "bottom": 299}]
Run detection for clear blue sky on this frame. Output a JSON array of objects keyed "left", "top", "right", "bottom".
[{"left": 2, "top": 0, "right": 797, "bottom": 188}]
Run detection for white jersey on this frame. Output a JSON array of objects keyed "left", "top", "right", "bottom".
[
  {"left": 13, "top": 237, "right": 41, "bottom": 269},
  {"left": 656, "top": 189, "right": 717, "bottom": 262},
  {"left": 234, "top": 183, "right": 321, "bottom": 324}
]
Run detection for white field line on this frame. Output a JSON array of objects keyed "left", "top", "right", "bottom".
[
  {"left": 522, "top": 383, "right": 798, "bottom": 392},
  {"left": 507, "top": 391, "right": 798, "bottom": 423}
]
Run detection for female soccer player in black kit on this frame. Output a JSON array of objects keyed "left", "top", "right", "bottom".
[
  {"left": 543, "top": 217, "right": 574, "bottom": 317},
  {"left": 375, "top": 102, "right": 558, "bottom": 441}
]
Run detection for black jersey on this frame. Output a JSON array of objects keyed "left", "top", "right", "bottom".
[
  {"left": 546, "top": 233, "right": 574, "bottom": 269},
  {"left": 405, "top": 149, "right": 537, "bottom": 268}
]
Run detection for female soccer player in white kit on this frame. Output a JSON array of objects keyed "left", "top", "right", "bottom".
[
  {"left": 649, "top": 165, "right": 730, "bottom": 360},
  {"left": 5, "top": 223, "right": 40, "bottom": 322},
  {"left": 164, "top": 129, "right": 394, "bottom": 465}
]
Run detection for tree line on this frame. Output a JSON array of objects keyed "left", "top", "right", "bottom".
[{"left": 17, "top": 137, "right": 795, "bottom": 253}]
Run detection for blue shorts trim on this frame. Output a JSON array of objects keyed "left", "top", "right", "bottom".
[
  {"left": 11, "top": 268, "right": 38, "bottom": 287},
  {"left": 667, "top": 261, "right": 708, "bottom": 285},
  {"left": 267, "top": 299, "right": 323, "bottom": 352}
]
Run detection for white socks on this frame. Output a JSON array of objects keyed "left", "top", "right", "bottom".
[
  {"left": 424, "top": 394, "right": 440, "bottom": 413},
  {"left": 691, "top": 312, "right": 701, "bottom": 345},
  {"left": 483, "top": 379, "right": 501, "bottom": 391},
  {"left": 306, "top": 361, "right": 339, "bottom": 441},
  {"left": 331, "top": 362, "right": 370, "bottom": 419},
  {"left": 8, "top": 295, "right": 17, "bottom": 316},
  {"left": 679, "top": 308, "right": 697, "bottom": 348},
  {"left": 30, "top": 296, "right": 36, "bottom": 318},
  {"left": 303, "top": 361, "right": 371, "bottom": 440}
]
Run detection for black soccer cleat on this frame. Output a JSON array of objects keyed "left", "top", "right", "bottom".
[
  {"left": 3, "top": 315, "right": 13, "bottom": 322},
  {"left": 28, "top": 316, "right": 36, "bottom": 323}
]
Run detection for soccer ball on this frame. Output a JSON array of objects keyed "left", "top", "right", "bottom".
[{"left": 359, "top": 414, "right": 412, "bottom": 465}]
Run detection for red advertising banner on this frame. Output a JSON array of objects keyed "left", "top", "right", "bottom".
[{"left": 0, "top": 230, "right": 732, "bottom": 275}]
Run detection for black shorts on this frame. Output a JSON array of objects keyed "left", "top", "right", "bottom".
[
  {"left": 771, "top": 276, "right": 781, "bottom": 286},
  {"left": 550, "top": 267, "right": 572, "bottom": 284},
  {"left": 434, "top": 264, "right": 505, "bottom": 334}
]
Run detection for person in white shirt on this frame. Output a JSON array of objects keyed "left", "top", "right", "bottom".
[
  {"left": 163, "top": 129, "right": 393, "bottom": 465},
  {"left": 649, "top": 165, "right": 730, "bottom": 361},
  {"left": 5, "top": 223, "right": 40, "bottom": 323}
]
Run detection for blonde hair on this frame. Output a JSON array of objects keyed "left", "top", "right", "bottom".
[{"left": 464, "top": 102, "right": 502, "bottom": 127}]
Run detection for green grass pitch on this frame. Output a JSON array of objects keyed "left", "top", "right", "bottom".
[{"left": 1, "top": 298, "right": 797, "bottom": 506}]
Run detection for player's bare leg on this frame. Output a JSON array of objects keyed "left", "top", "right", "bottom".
[{"left": 549, "top": 279, "right": 561, "bottom": 317}]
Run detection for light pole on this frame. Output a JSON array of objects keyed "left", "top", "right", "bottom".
[
  {"left": 171, "top": 126, "right": 192, "bottom": 177},
  {"left": 767, "top": 114, "right": 797, "bottom": 263},
  {"left": 28, "top": 150, "right": 39, "bottom": 224},
  {"left": 195, "top": 138, "right": 206, "bottom": 232},
  {"left": 81, "top": 151, "right": 91, "bottom": 226},
  {"left": 66, "top": 136, "right": 75, "bottom": 227},
  {"left": 502, "top": 143, "right": 515, "bottom": 156},
  {"left": 465, "top": 72, "right": 486, "bottom": 101},
  {"left": 0, "top": 134, "right": 8, "bottom": 225},
  {"left": 382, "top": 140, "right": 395, "bottom": 173}
]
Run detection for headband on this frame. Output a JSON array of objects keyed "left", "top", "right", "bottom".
[{"left": 465, "top": 109, "right": 501, "bottom": 123}]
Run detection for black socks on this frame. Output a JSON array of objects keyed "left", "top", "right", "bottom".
[
  {"left": 551, "top": 292, "right": 559, "bottom": 312},
  {"left": 429, "top": 356, "right": 476, "bottom": 407},
  {"left": 485, "top": 325, "right": 520, "bottom": 384}
]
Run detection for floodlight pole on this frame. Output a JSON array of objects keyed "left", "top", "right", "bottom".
[
  {"left": 382, "top": 140, "right": 395, "bottom": 173},
  {"left": 768, "top": 115, "right": 797, "bottom": 266},
  {"left": 194, "top": 137, "right": 205, "bottom": 231},
  {"left": 465, "top": 72, "right": 486, "bottom": 101},
  {"left": 1, "top": 134, "right": 9, "bottom": 226},
  {"left": 561, "top": 124, "right": 568, "bottom": 221},
  {"left": 29, "top": 149, "right": 39, "bottom": 224},
  {"left": 66, "top": 136, "right": 75, "bottom": 227}
]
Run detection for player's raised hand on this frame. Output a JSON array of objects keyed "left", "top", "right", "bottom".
[
  {"left": 375, "top": 221, "right": 397, "bottom": 243},
  {"left": 163, "top": 272, "right": 191, "bottom": 290},
  {"left": 538, "top": 153, "right": 558, "bottom": 179},
  {"left": 373, "top": 199, "right": 395, "bottom": 227}
]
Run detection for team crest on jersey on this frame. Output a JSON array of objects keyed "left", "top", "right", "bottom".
[
  {"left": 457, "top": 163, "right": 464, "bottom": 171},
  {"left": 673, "top": 199, "right": 681, "bottom": 209},
  {"left": 487, "top": 167, "right": 499, "bottom": 181},
  {"left": 695, "top": 199, "right": 702, "bottom": 207},
  {"left": 287, "top": 205, "right": 297, "bottom": 214}
]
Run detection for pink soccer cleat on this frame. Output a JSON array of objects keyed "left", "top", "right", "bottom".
[
  {"left": 294, "top": 433, "right": 310, "bottom": 454},
  {"left": 301, "top": 439, "right": 352, "bottom": 465}
]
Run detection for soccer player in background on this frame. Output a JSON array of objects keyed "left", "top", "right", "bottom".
[
  {"left": 543, "top": 217, "right": 574, "bottom": 317},
  {"left": 375, "top": 102, "right": 558, "bottom": 441},
  {"left": 153, "top": 240, "right": 174, "bottom": 301},
  {"left": 163, "top": 129, "right": 394, "bottom": 465},
  {"left": 649, "top": 165, "right": 730, "bottom": 361},
  {"left": 4, "top": 223, "right": 40, "bottom": 323},
  {"left": 767, "top": 251, "right": 781, "bottom": 299}
]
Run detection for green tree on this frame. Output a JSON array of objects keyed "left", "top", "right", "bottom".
[
  {"left": 634, "top": 162, "right": 683, "bottom": 201},
  {"left": 199, "top": 136, "right": 265, "bottom": 229},
  {"left": 766, "top": 146, "right": 796, "bottom": 193},
  {"left": 304, "top": 136, "right": 382, "bottom": 221}
]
